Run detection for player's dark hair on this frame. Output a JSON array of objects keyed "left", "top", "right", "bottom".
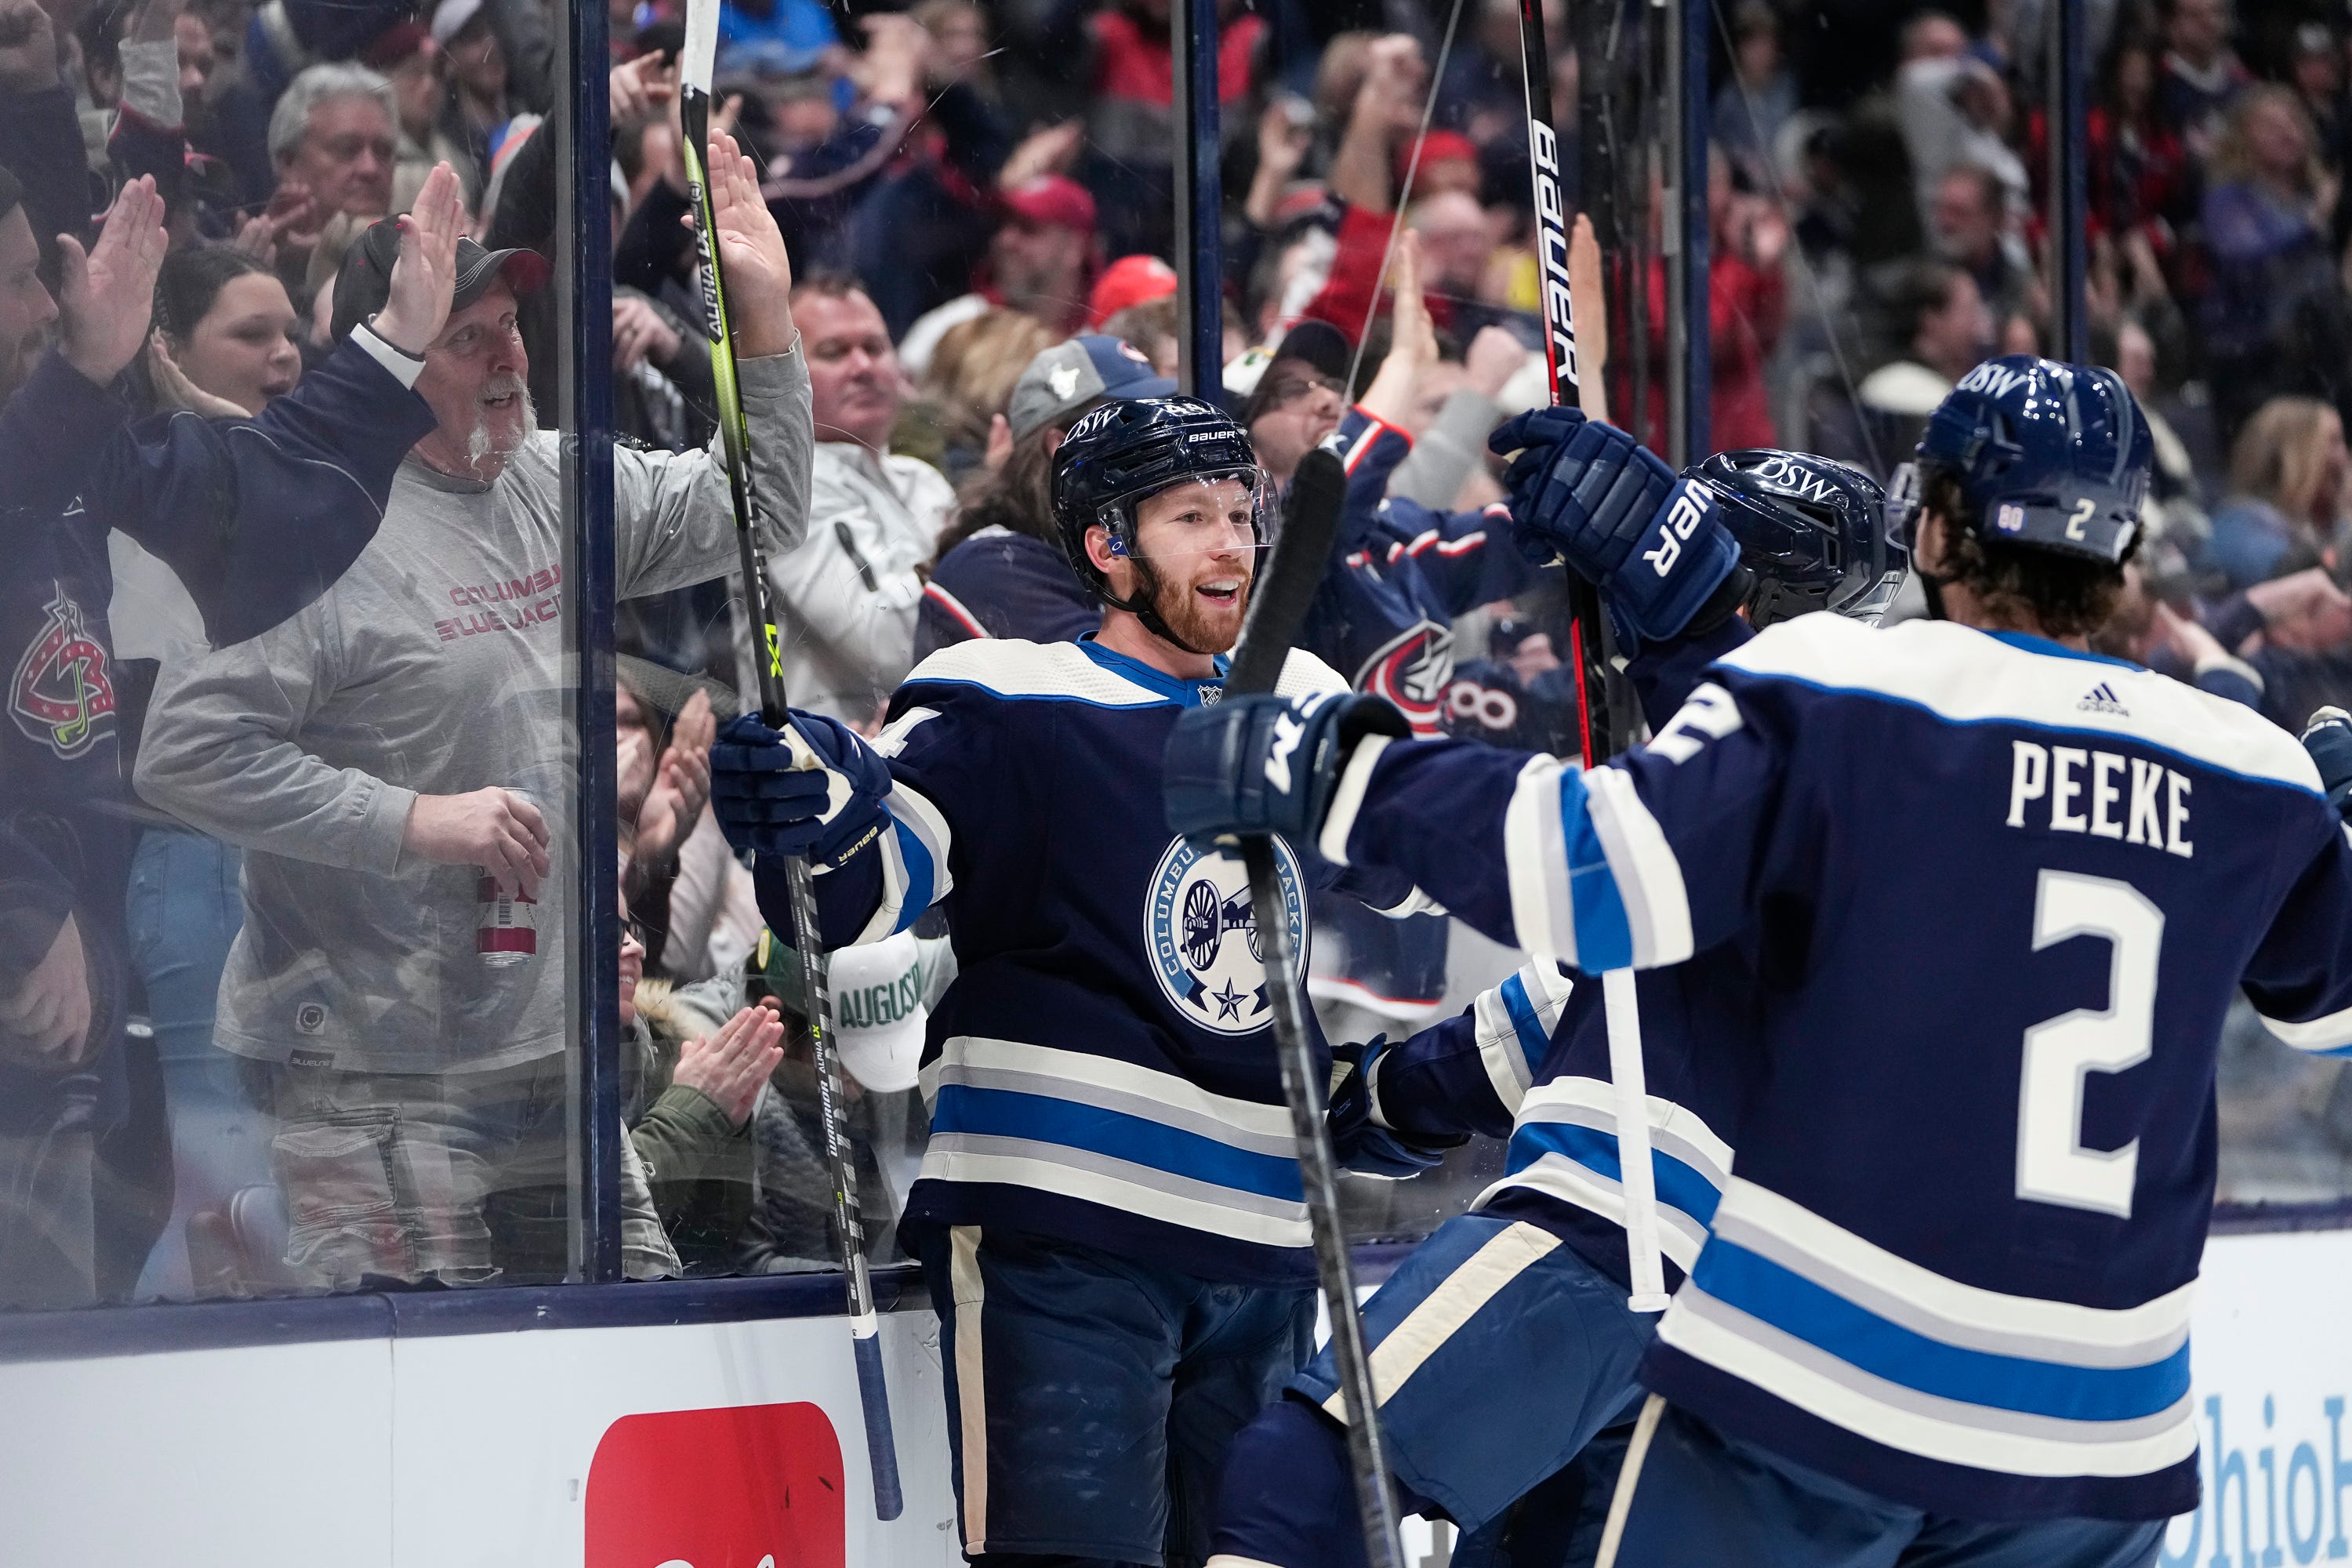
[
  {"left": 1921, "top": 466, "right": 2137, "bottom": 638},
  {"left": 935, "top": 417, "right": 1073, "bottom": 557},
  {"left": 154, "top": 244, "right": 272, "bottom": 343},
  {"left": 0, "top": 162, "right": 21, "bottom": 224}
]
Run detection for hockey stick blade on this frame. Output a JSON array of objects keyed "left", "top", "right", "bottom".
[
  {"left": 681, "top": 0, "right": 902, "bottom": 1516},
  {"left": 1225, "top": 447, "right": 1344, "bottom": 698},
  {"left": 1223, "top": 445, "right": 1406, "bottom": 1568}
]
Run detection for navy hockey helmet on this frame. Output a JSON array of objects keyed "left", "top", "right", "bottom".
[
  {"left": 1051, "top": 396, "right": 1267, "bottom": 644},
  {"left": 1908, "top": 355, "right": 2151, "bottom": 564},
  {"left": 1690, "top": 448, "right": 1905, "bottom": 627}
]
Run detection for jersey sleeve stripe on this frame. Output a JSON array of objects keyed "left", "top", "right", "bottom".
[
  {"left": 858, "top": 781, "right": 953, "bottom": 943},
  {"left": 1557, "top": 767, "right": 1637, "bottom": 969},
  {"left": 1581, "top": 764, "right": 1697, "bottom": 967},
  {"left": 1510, "top": 1075, "right": 1736, "bottom": 1181},
  {"left": 1504, "top": 754, "right": 1576, "bottom": 957},
  {"left": 1475, "top": 1155, "right": 1710, "bottom": 1269},
  {"left": 2256, "top": 1000, "right": 2352, "bottom": 1055},
  {"left": 1319, "top": 732, "right": 1392, "bottom": 866},
  {"left": 1498, "top": 971, "right": 1555, "bottom": 1079}
]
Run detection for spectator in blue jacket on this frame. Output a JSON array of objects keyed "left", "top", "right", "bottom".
[{"left": 0, "top": 166, "right": 456, "bottom": 1306}]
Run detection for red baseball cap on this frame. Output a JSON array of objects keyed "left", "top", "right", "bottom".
[
  {"left": 1000, "top": 176, "right": 1097, "bottom": 234},
  {"left": 1396, "top": 129, "right": 1479, "bottom": 184},
  {"left": 1087, "top": 254, "right": 1178, "bottom": 328}
]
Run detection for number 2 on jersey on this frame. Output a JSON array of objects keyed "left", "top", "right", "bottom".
[{"left": 2016, "top": 869, "right": 2164, "bottom": 1218}]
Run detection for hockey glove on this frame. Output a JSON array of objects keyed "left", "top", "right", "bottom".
[
  {"left": 1492, "top": 410, "right": 1738, "bottom": 652},
  {"left": 2303, "top": 707, "right": 2352, "bottom": 820},
  {"left": 1328, "top": 1036, "right": 1465, "bottom": 1179},
  {"left": 710, "top": 710, "right": 892, "bottom": 870},
  {"left": 1163, "top": 691, "right": 1411, "bottom": 849}
]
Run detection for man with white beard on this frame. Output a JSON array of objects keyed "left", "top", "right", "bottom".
[{"left": 135, "top": 135, "right": 809, "bottom": 1288}]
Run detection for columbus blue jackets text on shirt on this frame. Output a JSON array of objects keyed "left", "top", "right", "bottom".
[
  {"left": 1319, "top": 613, "right": 2352, "bottom": 1522},
  {"left": 766, "top": 637, "right": 1423, "bottom": 1285}
]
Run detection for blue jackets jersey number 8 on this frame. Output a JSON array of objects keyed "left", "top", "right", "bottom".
[
  {"left": 804, "top": 637, "right": 1389, "bottom": 1287},
  {"left": 1338, "top": 614, "right": 2352, "bottom": 1523}
]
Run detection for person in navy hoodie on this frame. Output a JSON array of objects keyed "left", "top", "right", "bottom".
[{"left": 0, "top": 164, "right": 456, "bottom": 1306}]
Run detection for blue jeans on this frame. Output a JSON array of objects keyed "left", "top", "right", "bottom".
[{"left": 124, "top": 826, "right": 263, "bottom": 1300}]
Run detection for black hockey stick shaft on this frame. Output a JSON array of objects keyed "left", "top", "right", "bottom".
[
  {"left": 681, "top": 79, "right": 903, "bottom": 1521},
  {"left": 1519, "top": 0, "right": 1623, "bottom": 768},
  {"left": 1228, "top": 448, "right": 1406, "bottom": 1568},
  {"left": 1520, "top": 0, "right": 1670, "bottom": 1312}
]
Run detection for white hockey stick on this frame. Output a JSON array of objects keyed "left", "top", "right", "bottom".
[{"left": 1521, "top": 18, "right": 1670, "bottom": 1312}]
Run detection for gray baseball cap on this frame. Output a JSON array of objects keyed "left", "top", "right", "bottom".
[{"left": 1007, "top": 335, "right": 1176, "bottom": 443}]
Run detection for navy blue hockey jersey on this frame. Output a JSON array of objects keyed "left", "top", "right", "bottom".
[
  {"left": 1323, "top": 614, "right": 2352, "bottom": 1522},
  {"left": 1372, "top": 615, "right": 1766, "bottom": 1292},
  {"left": 788, "top": 636, "right": 1419, "bottom": 1285}
]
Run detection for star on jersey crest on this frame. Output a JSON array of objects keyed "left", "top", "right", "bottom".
[{"left": 1209, "top": 978, "right": 1248, "bottom": 1022}]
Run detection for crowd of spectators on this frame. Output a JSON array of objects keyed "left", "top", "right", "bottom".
[{"left": 13, "top": 0, "right": 2352, "bottom": 1309}]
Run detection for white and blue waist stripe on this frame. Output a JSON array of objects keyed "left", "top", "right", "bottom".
[
  {"left": 918, "top": 1036, "right": 1311, "bottom": 1250},
  {"left": 1658, "top": 1178, "right": 2197, "bottom": 1479},
  {"left": 1477, "top": 1076, "right": 1733, "bottom": 1270}
]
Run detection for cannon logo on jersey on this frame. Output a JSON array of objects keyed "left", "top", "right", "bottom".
[
  {"left": 1356, "top": 619, "right": 1454, "bottom": 736},
  {"left": 10, "top": 584, "right": 115, "bottom": 760},
  {"left": 1145, "top": 834, "right": 1308, "bottom": 1034}
]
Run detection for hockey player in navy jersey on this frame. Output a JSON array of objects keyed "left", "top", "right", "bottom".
[
  {"left": 710, "top": 395, "right": 1450, "bottom": 1568},
  {"left": 1200, "top": 452, "right": 1904, "bottom": 1568},
  {"left": 1169, "top": 354, "right": 2352, "bottom": 1566}
]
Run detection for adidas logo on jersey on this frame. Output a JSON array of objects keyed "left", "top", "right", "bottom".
[{"left": 2078, "top": 682, "right": 2129, "bottom": 717}]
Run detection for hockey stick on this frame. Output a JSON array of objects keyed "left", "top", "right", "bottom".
[
  {"left": 680, "top": 0, "right": 903, "bottom": 1520},
  {"left": 1519, "top": 3, "right": 1669, "bottom": 1313},
  {"left": 1225, "top": 448, "right": 1406, "bottom": 1568}
]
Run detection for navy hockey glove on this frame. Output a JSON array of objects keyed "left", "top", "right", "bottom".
[
  {"left": 1163, "top": 691, "right": 1411, "bottom": 848},
  {"left": 710, "top": 710, "right": 892, "bottom": 870},
  {"left": 1328, "top": 1036, "right": 1465, "bottom": 1179},
  {"left": 1492, "top": 410, "right": 1738, "bottom": 652},
  {"left": 2303, "top": 707, "right": 2352, "bottom": 819}
]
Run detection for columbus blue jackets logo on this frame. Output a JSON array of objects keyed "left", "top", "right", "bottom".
[
  {"left": 10, "top": 585, "right": 115, "bottom": 760},
  {"left": 1145, "top": 835, "right": 1308, "bottom": 1035},
  {"left": 1356, "top": 619, "right": 1454, "bottom": 737}
]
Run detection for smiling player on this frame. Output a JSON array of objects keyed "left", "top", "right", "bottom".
[{"left": 710, "top": 394, "right": 1451, "bottom": 1568}]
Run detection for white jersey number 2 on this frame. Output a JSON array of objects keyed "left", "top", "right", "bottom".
[{"left": 2016, "top": 869, "right": 2165, "bottom": 1219}]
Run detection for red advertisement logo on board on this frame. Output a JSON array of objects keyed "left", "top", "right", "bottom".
[{"left": 586, "top": 1403, "right": 845, "bottom": 1568}]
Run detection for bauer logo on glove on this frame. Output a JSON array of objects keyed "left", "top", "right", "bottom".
[{"left": 710, "top": 709, "right": 895, "bottom": 870}]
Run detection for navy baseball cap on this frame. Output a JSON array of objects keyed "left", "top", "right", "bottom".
[
  {"left": 330, "top": 217, "right": 551, "bottom": 346},
  {"left": 1007, "top": 335, "right": 1176, "bottom": 443}
]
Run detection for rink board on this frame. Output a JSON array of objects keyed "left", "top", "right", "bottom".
[{"left": 0, "top": 1228, "right": 2345, "bottom": 1565}]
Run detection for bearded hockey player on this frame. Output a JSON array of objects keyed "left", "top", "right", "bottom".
[
  {"left": 1171, "top": 355, "right": 2352, "bottom": 1566},
  {"left": 709, "top": 395, "right": 1448, "bottom": 1568},
  {"left": 1203, "top": 448, "right": 1906, "bottom": 1568}
]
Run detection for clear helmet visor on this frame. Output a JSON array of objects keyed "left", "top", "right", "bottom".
[
  {"left": 1884, "top": 462, "right": 1924, "bottom": 550},
  {"left": 1097, "top": 466, "right": 1271, "bottom": 574}
]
